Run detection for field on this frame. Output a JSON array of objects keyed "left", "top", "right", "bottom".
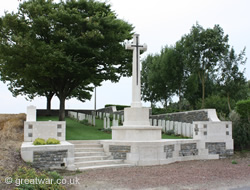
[{"left": 0, "top": 114, "right": 27, "bottom": 189}]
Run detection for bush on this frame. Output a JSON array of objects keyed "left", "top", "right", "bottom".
[
  {"left": 33, "top": 138, "right": 46, "bottom": 145},
  {"left": 12, "top": 166, "right": 65, "bottom": 190},
  {"left": 80, "top": 119, "right": 89, "bottom": 125},
  {"left": 236, "top": 99, "right": 250, "bottom": 121},
  {"left": 33, "top": 138, "right": 60, "bottom": 145},
  {"left": 165, "top": 130, "right": 175, "bottom": 136},
  {"left": 46, "top": 138, "right": 60, "bottom": 145},
  {"left": 200, "top": 95, "right": 233, "bottom": 116},
  {"left": 233, "top": 120, "right": 250, "bottom": 150},
  {"left": 152, "top": 108, "right": 167, "bottom": 115}
]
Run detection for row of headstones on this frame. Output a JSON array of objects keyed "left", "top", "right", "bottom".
[
  {"left": 68, "top": 111, "right": 96, "bottom": 126},
  {"left": 96, "top": 112, "right": 124, "bottom": 120},
  {"left": 103, "top": 113, "right": 124, "bottom": 129},
  {"left": 150, "top": 119, "right": 194, "bottom": 137}
]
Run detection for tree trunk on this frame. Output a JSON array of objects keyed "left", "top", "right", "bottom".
[
  {"left": 227, "top": 93, "right": 232, "bottom": 113},
  {"left": 59, "top": 96, "right": 66, "bottom": 121},
  {"left": 201, "top": 76, "right": 205, "bottom": 109},
  {"left": 46, "top": 93, "right": 54, "bottom": 116},
  {"left": 178, "top": 88, "right": 182, "bottom": 111}
]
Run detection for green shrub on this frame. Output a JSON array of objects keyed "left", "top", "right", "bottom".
[
  {"left": 152, "top": 107, "right": 167, "bottom": 115},
  {"left": 165, "top": 130, "right": 175, "bottom": 136},
  {"left": 201, "top": 95, "right": 233, "bottom": 116},
  {"left": 80, "top": 119, "right": 90, "bottom": 126},
  {"left": 231, "top": 160, "right": 238, "bottom": 164},
  {"left": 233, "top": 120, "right": 250, "bottom": 150},
  {"left": 46, "top": 138, "right": 60, "bottom": 145},
  {"left": 33, "top": 138, "right": 46, "bottom": 145},
  {"left": 101, "top": 128, "right": 112, "bottom": 134},
  {"left": 236, "top": 99, "right": 250, "bottom": 121},
  {"left": 33, "top": 138, "right": 60, "bottom": 145},
  {"left": 12, "top": 166, "right": 65, "bottom": 190}
]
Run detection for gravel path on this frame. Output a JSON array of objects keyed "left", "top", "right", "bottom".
[{"left": 65, "top": 155, "right": 250, "bottom": 190}]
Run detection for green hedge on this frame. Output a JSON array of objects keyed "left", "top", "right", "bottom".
[
  {"left": 236, "top": 99, "right": 250, "bottom": 120},
  {"left": 105, "top": 104, "right": 130, "bottom": 111}
]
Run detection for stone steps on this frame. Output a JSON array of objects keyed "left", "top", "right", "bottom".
[
  {"left": 74, "top": 144, "right": 102, "bottom": 148},
  {"left": 75, "top": 148, "right": 104, "bottom": 152},
  {"left": 70, "top": 140, "right": 133, "bottom": 171},
  {"left": 74, "top": 156, "right": 107, "bottom": 162},
  {"left": 77, "top": 164, "right": 132, "bottom": 171},
  {"left": 75, "top": 160, "right": 124, "bottom": 168},
  {"left": 75, "top": 152, "right": 105, "bottom": 157}
]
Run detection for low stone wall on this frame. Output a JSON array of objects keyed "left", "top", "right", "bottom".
[
  {"left": 21, "top": 141, "right": 75, "bottom": 170},
  {"left": 97, "top": 106, "right": 117, "bottom": 114},
  {"left": 37, "top": 109, "right": 94, "bottom": 117},
  {"left": 100, "top": 137, "right": 233, "bottom": 166},
  {"left": 33, "top": 150, "right": 68, "bottom": 170},
  {"left": 109, "top": 145, "right": 131, "bottom": 159},
  {"left": 206, "top": 142, "right": 233, "bottom": 158},
  {"left": 150, "top": 109, "right": 211, "bottom": 123}
]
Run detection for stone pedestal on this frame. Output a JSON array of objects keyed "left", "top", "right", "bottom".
[{"left": 112, "top": 107, "right": 162, "bottom": 141}]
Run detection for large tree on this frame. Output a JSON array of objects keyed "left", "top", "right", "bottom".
[
  {"left": 218, "top": 47, "right": 247, "bottom": 112},
  {"left": 181, "top": 23, "right": 229, "bottom": 108},
  {"left": 141, "top": 46, "right": 184, "bottom": 109},
  {"left": 0, "top": 0, "right": 133, "bottom": 120}
]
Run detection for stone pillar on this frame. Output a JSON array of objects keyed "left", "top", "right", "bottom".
[{"left": 27, "top": 106, "right": 36, "bottom": 121}]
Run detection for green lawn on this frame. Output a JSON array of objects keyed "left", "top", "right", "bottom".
[{"left": 37, "top": 116, "right": 189, "bottom": 140}]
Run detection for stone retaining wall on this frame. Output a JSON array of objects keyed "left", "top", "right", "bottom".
[
  {"left": 109, "top": 145, "right": 131, "bottom": 159},
  {"left": 206, "top": 142, "right": 233, "bottom": 158},
  {"left": 164, "top": 145, "right": 175, "bottom": 158},
  {"left": 179, "top": 143, "right": 198, "bottom": 156},
  {"left": 33, "top": 150, "right": 67, "bottom": 170},
  {"left": 150, "top": 110, "right": 209, "bottom": 123}
]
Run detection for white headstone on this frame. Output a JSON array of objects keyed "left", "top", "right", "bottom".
[
  {"left": 107, "top": 117, "right": 110, "bottom": 129},
  {"left": 178, "top": 122, "right": 182, "bottom": 135},
  {"left": 104, "top": 117, "right": 107, "bottom": 129},
  {"left": 158, "top": 120, "right": 162, "bottom": 127},
  {"left": 161, "top": 120, "right": 166, "bottom": 132},
  {"left": 169, "top": 121, "right": 174, "bottom": 130},
  {"left": 27, "top": 106, "right": 36, "bottom": 121},
  {"left": 166, "top": 120, "right": 170, "bottom": 131},
  {"left": 93, "top": 116, "right": 95, "bottom": 126},
  {"left": 153, "top": 119, "right": 157, "bottom": 126}
]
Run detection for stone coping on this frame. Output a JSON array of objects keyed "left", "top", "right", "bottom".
[
  {"left": 21, "top": 141, "right": 73, "bottom": 150},
  {"left": 111, "top": 126, "right": 162, "bottom": 130},
  {"left": 100, "top": 139, "right": 198, "bottom": 144}
]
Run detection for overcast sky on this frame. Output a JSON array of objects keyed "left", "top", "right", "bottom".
[{"left": 0, "top": 0, "right": 249, "bottom": 113}]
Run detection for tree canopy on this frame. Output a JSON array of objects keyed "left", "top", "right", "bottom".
[
  {"left": 0, "top": 0, "right": 134, "bottom": 120},
  {"left": 141, "top": 23, "right": 248, "bottom": 115}
]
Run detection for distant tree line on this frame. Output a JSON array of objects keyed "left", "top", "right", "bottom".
[{"left": 142, "top": 23, "right": 249, "bottom": 117}]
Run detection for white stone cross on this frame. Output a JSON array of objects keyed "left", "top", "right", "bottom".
[{"left": 126, "top": 34, "right": 147, "bottom": 108}]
